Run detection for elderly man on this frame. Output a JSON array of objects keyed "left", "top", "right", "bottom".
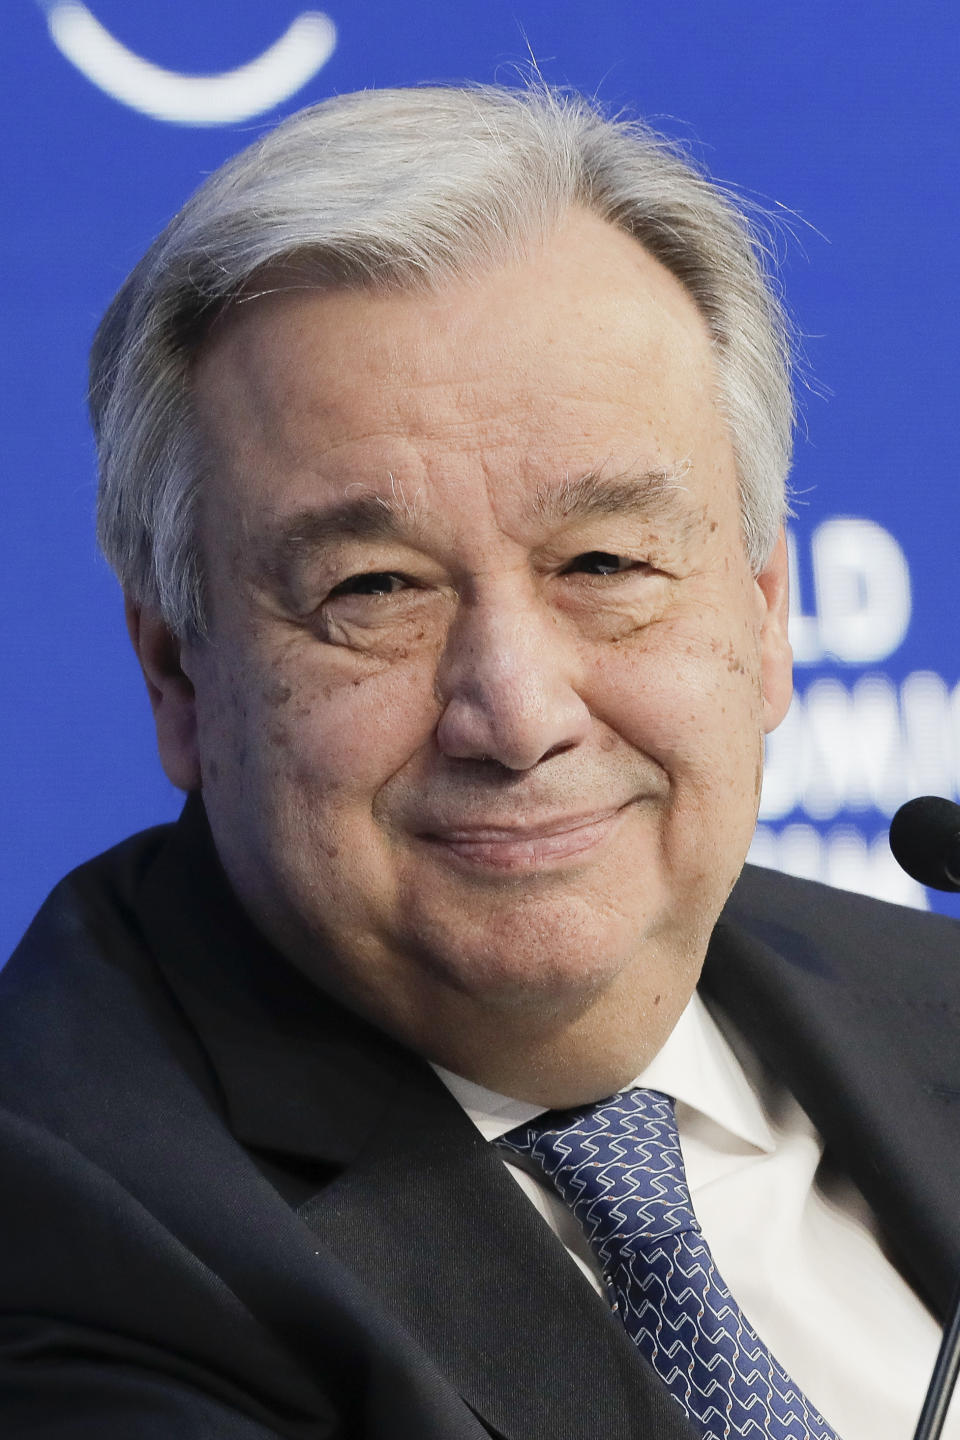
[{"left": 2, "top": 84, "right": 959, "bottom": 1440}]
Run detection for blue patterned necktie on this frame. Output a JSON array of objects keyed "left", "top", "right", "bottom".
[{"left": 498, "top": 1088, "right": 841, "bottom": 1440}]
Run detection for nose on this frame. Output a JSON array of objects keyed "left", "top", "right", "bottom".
[{"left": 434, "top": 597, "right": 592, "bottom": 771}]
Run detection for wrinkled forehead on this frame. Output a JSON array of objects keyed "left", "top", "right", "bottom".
[{"left": 188, "top": 213, "right": 736, "bottom": 548}]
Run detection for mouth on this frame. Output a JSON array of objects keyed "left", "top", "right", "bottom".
[{"left": 418, "top": 806, "right": 628, "bottom": 871}]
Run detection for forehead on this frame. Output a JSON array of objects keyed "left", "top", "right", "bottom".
[{"left": 191, "top": 211, "right": 734, "bottom": 532}]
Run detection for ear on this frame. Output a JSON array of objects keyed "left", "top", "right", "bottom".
[
  {"left": 125, "top": 598, "right": 202, "bottom": 791},
  {"left": 754, "top": 527, "right": 794, "bottom": 734}
]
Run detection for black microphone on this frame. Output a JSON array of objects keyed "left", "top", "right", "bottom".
[
  {"left": 889, "top": 796, "right": 960, "bottom": 892},
  {"left": 887, "top": 796, "right": 960, "bottom": 1439}
]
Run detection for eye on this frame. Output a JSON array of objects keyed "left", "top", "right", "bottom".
[
  {"left": 563, "top": 551, "right": 644, "bottom": 577},
  {"left": 328, "top": 571, "right": 410, "bottom": 598}
]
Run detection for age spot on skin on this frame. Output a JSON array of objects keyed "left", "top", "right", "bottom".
[{"left": 264, "top": 681, "right": 293, "bottom": 707}]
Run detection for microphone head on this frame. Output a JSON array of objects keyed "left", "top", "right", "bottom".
[{"left": 889, "top": 796, "right": 960, "bottom": 892}]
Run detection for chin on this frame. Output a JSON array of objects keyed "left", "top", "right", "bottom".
[{"left": 407, "top": 907, "right": 640, "bottom": 1013}]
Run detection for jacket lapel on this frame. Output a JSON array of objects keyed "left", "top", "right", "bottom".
[
  {"left": 707, "top": 864, "right": 960, "bottom": 1321},
  {"left": 299, "top": 1051, "right": 697, "bottom": 1440}
]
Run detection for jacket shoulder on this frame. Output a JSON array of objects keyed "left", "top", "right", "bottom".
[
  {"left": 0, "top": 818, "right": 204, "bottom": 1120},
  {"left": 724, "top": 861, "right": 960, "bottom": 988},
  {"left": 3, "top": 820, "right": 175, "bottom": 973}
]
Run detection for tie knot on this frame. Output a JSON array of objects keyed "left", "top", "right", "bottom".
[{"left": 497, "top": 1088, "right": 699, "bottom": 1254}]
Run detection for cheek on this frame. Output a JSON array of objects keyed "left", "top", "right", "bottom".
[
  {"left": 193, "top": 657, "right": 255, "bottom": 788},
  {"left": 586, "top": 606, "right": 765, "bottom": 774},
  {"left": 245, "top": 645, "right": 443, "bottom": 804}
]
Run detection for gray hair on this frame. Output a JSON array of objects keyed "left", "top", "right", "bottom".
[{"left": 91, "top": 83, "right": 794, "bottom": 638}]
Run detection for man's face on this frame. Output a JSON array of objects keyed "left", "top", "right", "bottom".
[{"left": 155, "top": 210, "right": 791, "bottom": 1098}]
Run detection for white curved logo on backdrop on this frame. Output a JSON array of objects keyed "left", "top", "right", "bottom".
[{"left": 40, "top": 2, "right": 337, "bottom": 125}]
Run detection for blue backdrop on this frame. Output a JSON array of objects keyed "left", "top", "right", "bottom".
[{"left": 4, "top": 0, "right": 959, "bottom": 960}]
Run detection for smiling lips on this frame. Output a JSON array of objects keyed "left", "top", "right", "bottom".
[{"left": 420, "top": 807, "right": 627, "bottom": 870}]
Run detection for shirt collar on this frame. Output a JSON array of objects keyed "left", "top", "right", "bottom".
[{"left": 433, "top": 991, "right": 775, "bottom": 1154}]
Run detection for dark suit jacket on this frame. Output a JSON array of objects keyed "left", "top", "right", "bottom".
[{"left": 2, "top": 796, "right": 960, "bottom": 1437}]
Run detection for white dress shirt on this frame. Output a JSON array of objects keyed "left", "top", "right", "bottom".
[{"left": 435, "top": 994, "right": 959, "bottom": 1440}]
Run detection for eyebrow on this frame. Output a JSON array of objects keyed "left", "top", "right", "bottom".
[
  {"left": 255, "top": 485, "right": 425, "bottom": 587},
  {"left": 255, "top": 463, "right": 694, "bottom": 588},
  {"left": 528, "top": 465, "right": 692, "bottom": 530}
]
